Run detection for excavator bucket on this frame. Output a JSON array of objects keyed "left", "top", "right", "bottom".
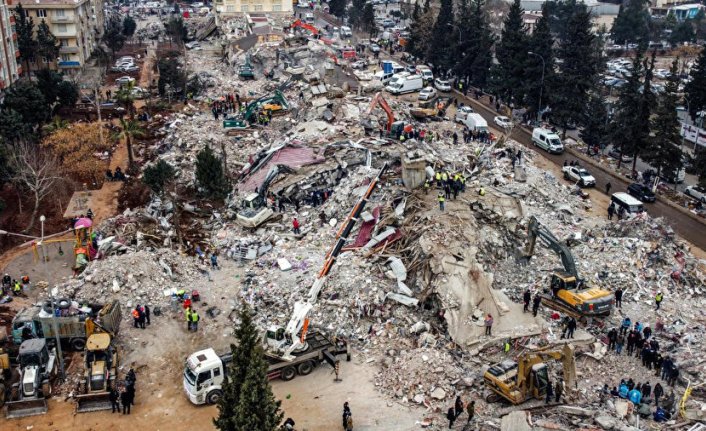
[
  {"left": 5, "top": 398, "right": 48, "bottom": 419},
  {"left": 75, "top": 392, "right": 112, "bottom": 413}
]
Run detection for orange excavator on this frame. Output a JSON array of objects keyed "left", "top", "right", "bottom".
[
  {"left": 291, "top": 19, "right": 319, "bottom": 36},
  {"left": 369, "top": 92, "right": 406, "bottom": 138}
]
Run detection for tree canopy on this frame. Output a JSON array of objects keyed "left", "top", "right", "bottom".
[{"left": 195, "top": 146, "right": 231, "bottom": 200}]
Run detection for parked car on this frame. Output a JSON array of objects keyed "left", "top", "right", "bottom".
[
  {"left": 684, "top": 185, "right": 706, "bottom": 203},
  {"left": 382, "top": 19, "right": 395, "bottom": 28},
  {"left": 608, "top": 149, "right": 633, "bottom": 163},
  {"left": 434, "top": 78, "right": 451, "bottom": 92},
  {"left": 185, "top": 41, "right": 202, "bottom": 50},
  {"left": 369, "top": 43, "right": 381, "bottom": 53},
  {"left": 627, "top": 183, "right": 656, "bottom": 203},
  {"left": 493, "top": 116, "right": 512, "bottom": 129},
  {"left": 131, "top": 86, "right": 148, "bottom": 99},
  {"left": 351, "top": 59, "right": 368, "bottom": 69},
  {"left": 405, "top": 64, "right": 417, "bottom": 74},
  {"left": 115, "top": 76, "right": 136, "bottom": 85},
  {"left": 120, "top": 65, "right": 140, "bottom": 73},
  {"left": 417, "top": 86, "right": 437, "bottom": 101},
  {"left": 562, "top": 165, "right": 596, "bottom": 187}
]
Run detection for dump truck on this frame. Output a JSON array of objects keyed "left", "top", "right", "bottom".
[
  {"left": 519, "top": 216, "right": 613, "bottom": 319},
  {"left": 75, "top": 332, "right": 119, "bottom": 413},
  {"left": 5, "top": 339, "right": 57, "bottom": 418},
  {"left": 12, "top": 300, "right": 121, "bottom": 351},
  {"left": 183, "top": 331, "right": 349, "bottom": 405},
  {"left": 484, "top": 344, "right": 576, "bottom": 405}
]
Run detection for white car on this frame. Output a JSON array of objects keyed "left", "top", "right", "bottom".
[
  {"left": 351, "top": 59, "right": 368, "bottom": 70},
  {"left": 418, "top": 87, "right": 437, "bottom": 101},
  {"left": 685, "top": 185, "right": 706, "bottom": 203},
  {"left": 493, "top": 115, "right": 512, "bottom": 129},
  {"left": 115, "top": 76, "right": 136, "bottom": 85},
  {"left": 120, "top": 65, "right": 140, "bottom": 73},
  {"left": 434, "top": 78, "right": 451, "bottom": 92},
  {"left": 455, "top": 105, "right": 474, "bottom": 123},
  {"left": 562, "top": 165, "right": 596, "bottom": 187}
]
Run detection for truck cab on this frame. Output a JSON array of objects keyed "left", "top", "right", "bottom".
[{"left": 183, "top": 348, "right": 228, "bottom": 405}]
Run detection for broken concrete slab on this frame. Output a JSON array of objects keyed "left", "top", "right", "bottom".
[
  {"left": 558, "top": 405, "right": 595, "bottom": 417},
  {"left": 500, "top": 411, "right": 533, "bottom": 431}
]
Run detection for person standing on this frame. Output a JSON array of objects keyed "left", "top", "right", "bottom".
[
  {"left": 190, "top": 309, "right": 200, "bottom": 332},
  {"left": 655, "top": 291, "right": 663, "bottom": 310},
  {"left": 466, "top": 400, "right": 475, "bottom": 425},
  {"left": 121, "top": 388, "right": 132, "bottom": 414},
  {"left": 210, "top": 253, "right": 219, "bottom": 270},
  {"left": 532, "top": 294, "right": 541, "bottom": 317},
  {"left": 342, "top": 402, "right": 352, "bottom": 430},
  {"left": 138, "top": 306, "right": 146, "bottom": 329},
  {"left": 545, "top": 381, "right": 554, "bottom": 404},
  {"left": 606, "top": 182, "right": 612, "bottom": 195},
  {"left": 567, "top": 317, "right": 577, "bottom": 339},
  {"left": 523, "top": 289, "right": 531, "bottom": 313},
  {"left": 446, "top": 407, "right": 456, "bottom": 429},
  {"left": 607, "top": 203, "right": 615, "bottom": 220},
  {"left": 616, "top": 332, "right": 625, "bottom": 355},
  {"left": 454, "top": 396, "right": 463, "bottom": 419},
  {"left": 615, "top": 288, "right": 623, "bottom": 308},
  {"left": 109, "top": 385, "right": 120, "bottom": 413},
  {"left": 292, "top": 218, "right": 301, "bottom": 235},
  {"left": 484, "top": 314, "right": 493, "bottom": 336},
  {"left": 654, "top": 382, "right": 664, "bottom": 407},
  {"left": 620, "top": 317, "right": 631, "bottom": 336},
  {"left": 438, "top": 192, "right": 445, "bottom": 211},
  {"left": 144, "top": 305, "right": 151, "bottom": 325},
  {"left": 607, "top": 328, "right": 617, "bottom": 351},
  {"left": 132, "top": 307, "right": 141, "bottom": 328},
  {"left": 555, "top": 379, "right": 564, "bottom": 403},
  {"left": 185, "top": 306, "right": 193, "bottom": 331}
]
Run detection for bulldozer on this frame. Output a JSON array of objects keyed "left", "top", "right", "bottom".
[
  {"left": 519, "top": 216, "right": 613, "bottom": 319},
  {"left": 75, "top": 332, "right": 119, "bottom": 413},
  {"left": 5, "top": 338, "right": 57, "bottom": 418},
  {"left": 484, "top": 344, "right": 576, "bottom": 405}
]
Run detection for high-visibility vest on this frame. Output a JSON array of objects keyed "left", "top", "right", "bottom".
[
  {"left": 185, "top": 309, "right": 191, "bottom": 321},
  {"left": 132, "top": 309, "right": 140, "bottom": 319},
  {"left": 435, "top": 172, "right": 441, "bottom": 181},
  {"left": 191, "top": 312, "right": 200, "bottom": 322},
  {"left": 438, "top": 194, "right": 445, "bottom": 202},
  {"left": 13, "top": 282, "right": 21, "bottom": 292},
  {"left": 441, "top": 173, "right": 448, "bottom": 181},
  {"left": 655, "top": 293, "right": 663, "bottom": 302},
  {"left": 479, "top": 188, "right": 486, "bottom": 196}
]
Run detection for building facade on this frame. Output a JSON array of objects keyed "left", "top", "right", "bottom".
[
  {"left": 215, "top": 0, "right": 292, "bottom": 16},
  {"left": 8, "top": 0, "right": 104, "bottom": 75},
  {"left": 0, "top": 0, "right": 20, "bottom": 90}
]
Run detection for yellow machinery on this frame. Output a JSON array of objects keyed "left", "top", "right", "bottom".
[
  {"left": 484, "top": 344, "right": 576, "bottom": 405},
  {"left": 520, "top": 216, "right": 613, "bottom": 318},
  {"left": 75, "top": 332, "right": 119, "bottom": 413}
]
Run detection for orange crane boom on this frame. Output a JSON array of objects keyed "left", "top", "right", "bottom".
[
  {"left": 369, "top": 92, "right": 395, "bottom": 133},
  {"left": 291, "top": 19, "right": 319, "bottom": 36}
]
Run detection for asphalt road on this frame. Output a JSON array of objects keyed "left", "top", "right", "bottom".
[{"left": 454, "top": 92, "right": 706, "bottom": 250}]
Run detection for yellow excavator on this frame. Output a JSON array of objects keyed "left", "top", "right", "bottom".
[
  {"left": 519, "top": 216, "right": 613, "bottom": 318},
  {"left": 484, "top": 344, "right": 576, "bottom": 405},
  {"left": 74, "top": 321, "right": 119, "bottom": 413}
]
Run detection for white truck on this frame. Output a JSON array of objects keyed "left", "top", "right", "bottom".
[
  {"left": 562, "top": 165, "right": 596, "bottom": 187},
  {"left": 458, "top": 112, "right": 488, "bottom": 132},
  {"left": 385, "top": 74, "right": 424, "bottom": 95},
  {"left": 183, "top": 331, "right": 349, "bottom": 405},
  {"left": 532, "top": 127, "right": 564, "bottom": 154}
]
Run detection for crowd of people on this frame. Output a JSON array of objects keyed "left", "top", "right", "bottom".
[
  {"left": 446, "top": 395, "right": 475, "bottom": 429},
  {"left": 427, "top": 170, "right": 468, "bottom": 211},
  {"left": 109, "top": 368, "right": 138, "bottom": 415},
  {"left": 1, "top": 273, "right": 30, "bottom": 297}
]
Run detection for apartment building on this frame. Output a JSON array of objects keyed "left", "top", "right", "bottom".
[
  {"left": 0, "top": 0, "right": 20, "bottom": 90},
  {"left": 8, "top": 0, "right": 104, "bottom": 75},
  {"left": 215, "top": 0, "right": 292, "bottom": 16}
]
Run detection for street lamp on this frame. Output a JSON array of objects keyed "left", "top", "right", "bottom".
[
  {"left": 39, "top": 215, "right": 46, "bottom": 263},
  {"left": 528, "top": 51, "right": 545, "bottom": 123}
]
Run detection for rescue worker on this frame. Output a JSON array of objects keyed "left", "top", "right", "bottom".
[
  {"left": 292, "top": 217, "right": 301, "bottom": 235},
  {"left": 523, "top": 289, "right": 531, "bottom": 312},
  {"left": 435, "top": 171, "right": 441, "bottom": 187},
  {"left": 479, "top": 187, "right": 486, "bottom": 196},
  {"left": 466, "top": 400, "right": 475, "bottom": 424},
  {"left": 132, "top": 306, "right": 141, "bottom": 328},
  {"left": 21, "top": 275, "right": 30, "bottom": 291},
  {"left": 655, "top": 291, "right": 663, "bottom": 310},
  {"left": 424, "top": 179, "right": 431, "bottom": 194},
  {"left": 121, "top": 387, "right": 133, "bottom": 414},
  {"left": 438, "top": 192, "right": 445, "bottom": 211},
  {"left": 190, "top": 308, "right": 200, "bottom": 332},
  {"left": 441, "top": 171, "right": 448, "bottom": 186},
  {"left": 532, "top": 294, "right": 541, "bottom": 317},
  {"left": 185, "top": 306, "right": 192, "bottom": 331},
  {"left": 109, "top": 385, "right": 120, "bottom": 413},
  {"left": 12, "top": 280, "right": 22, "bottom": 296}
]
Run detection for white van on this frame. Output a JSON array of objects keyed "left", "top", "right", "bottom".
[
  {"left": 375, "top": 65, "right": 406, "bottom": 85},
  {"left": 460, "top": 113, "right": 488, "bottom": 132},
  {"left": 340, "top": 26, "right": 352, "bottom": 38},
  {"left": 416, "top": 65, "right": 433, "bottom": 83},
  {"left": 611, "top": 192, "right": 645, "bottom": 216},
  {"left": 304, "top": 13, "right": 315, "bottom": 24},
  {"left": 386, "top": 74, "right": 423, "bottom": 94},
  {"left": 531, "top": 127, "right": 564, "bottom": 154}
]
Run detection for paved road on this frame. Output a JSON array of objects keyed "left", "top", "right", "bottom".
[{"left": 454, "top": 92, "right": 706, "bottom": 250}]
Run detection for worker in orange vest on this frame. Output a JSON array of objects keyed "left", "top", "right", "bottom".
[{"left": 132, "top": 306, "right": 140, "bottom": 328}]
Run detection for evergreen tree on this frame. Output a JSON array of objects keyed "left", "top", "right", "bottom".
[
  {"left": 143, "top": 160, "right": 176, "bottom": 194},
  {"left": 406, "top": 5, "right": 435, "bottom": 60},
  {"left": 348, "top": 0, "right": 366, "bottom": 29},
  {"left": 611, "top": 0, "right": 650, "bottom": 45},
  {"left": 551, "top": 3, "right": 598, "bottom": 133},
  {"left": 645, "top": 59, "right": 683, "bottom": 179},
  {"left": 55, "top": 80, "right": 78, "bottom": 109},
  {"left": 670, "top": 20, "right": 695, "bottom": 45},
  {"left": 1, "top": 80, "right": 48, "bottom": 128},
  {"left": 491, "top": 0, "right": 528, "bottom": 105},
  {"left": 579, "top": 93, "right": 608, "bottom": 153},
  {"left": 103, "top": 16, "right": 126, "bottom": 58},
  {"left": 328, "top": 0, "right": 347, "bottom": 19},
  {"left": 427, "top": 0, "right": 454, "bottom": 75},
  {"left": 36, "top": 20, "right": 59, "bottom": 68},
  {"left": 195, "top": 146, "right": 231, "bottom": 200},
  {"left": 214, "top": 304, "right": 283, "bottom": 431},
  {"left": 525, "top": 3, "right": 554, "bottom": 120},
  {"left": 123, "top": 15, "right": 137, "bottom": 37},
  {"left": 35, "top": 69, "right": 63, "bottom": 107},
  {"left": 362, "top": 3, "right": 377, "bottom": 37},
  {"left": 412, "top": 0, "right": 420, "bottom": 20},
  {"left": 14, "top": 4, "right": 35, "bottom": 77},
  {"left": 453, "top": 0, "right": 494, "bottom": 88},
  {"left": 684, "top": 45, "right": 706, "bottom": 121},
  {"left": 0, "top": 109, "right": 32, "bottom": 145}
]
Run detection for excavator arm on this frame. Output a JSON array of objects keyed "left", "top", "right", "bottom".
[
  {"left": 257, "top": 164, "right": 296, "bottom": 197},
  {"left": 515, "top": 344, "right": 576, "bottom": 397},
  {"left": 291, "top": 19, "right": 319, "bottom": 36},
  {"left": 521, "top": 216, "right": 578, "bottom": 279},
  {"left": 369, "top": 92, "right": 395, "bottom": 132}
]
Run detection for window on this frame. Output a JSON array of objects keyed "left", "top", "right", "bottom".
[
  {"left": 55, "top": 9, "right": 65, "bottom": 17},
  {"left": 197, "top": 372, "right": 210, "bottom": 384},
  {"left": 37, "top": 9, "right": 47, "bottom": 18},
  {"left": 42, "top": 56, "right": 51, "bottom": 63},
  {"left": 213, "top": 367, "right": 221, "bottom": 377},
  {"left": 240, "top": 5, "right": 249, "bottom": 11},
  {"left": 61, "top": 54, "right": 70, "bottom": 62},
  {"left": 254, "top": 4, "right": 262, "bottom": 11},
  {"left": 226, "top": 5, "right": 235, "bottom": 11},
  {"left": 57, "top": 24, "right": 67, "bottom": 33},
  {"left": 272, "top": 4, "right": 281, "bottom": 11},
  {"left": 60, "top": 39, "right": 69, "bottom": 47}
]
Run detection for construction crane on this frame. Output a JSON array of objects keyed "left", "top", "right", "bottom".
[
  {"left": 519, "top": 216, "right": 613, "bottom": 318},
  {"left": 369, "top": 92, "right": 406, "bottom": 138},
  {"left": 484, "top": 344, "right": 576, "bottom": 405},
  {"left": 237, "top": 164, "right": 295, "bottom": 228},
  {"left": 265, "top": 163, "right": 389, "bottom": 361}
]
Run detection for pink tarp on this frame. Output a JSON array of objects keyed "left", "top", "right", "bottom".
[
  {"left": 345, "top": 206, "right": 381, "bottom": 249},
  {"left": 239, "top": 145, "right": 325, "bottom": 193}
]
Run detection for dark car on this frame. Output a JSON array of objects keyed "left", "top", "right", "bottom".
[{"left": 627, "top": 183, "right": 656, "bottom": 203}]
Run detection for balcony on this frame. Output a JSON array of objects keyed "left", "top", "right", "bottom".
[
  {"left": 60, "top": 46, "right": 80, "bottom": 54},
  {"left": 51, "top": 15, "right": 76, "bottom": 24},
  {"left": 58, "top": 60, "right": 81, "bottom": 69}
]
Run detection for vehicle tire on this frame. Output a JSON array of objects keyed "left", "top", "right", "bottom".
[
  {"left": 41, "top": 380, "right": 52, "bottom": 399},
  {"left": 297, "top": 361, "right": 314, "bottom": 376},
  {"left": 281, "top": 366, "right": 296, "bottom": 381},
  {"left": 563, "top": 172, "right": 569, "bottom": 180},
  {"left": 70, "top": 338, "right": 86, "bottom": 351},
  {"left": 0, "top": 383, "right": 5, "bottom": 407},
  {"left": 485, "top": 392, "right": 501, "bottom": 403},
  {"left": 206, "top": 389, "right": 223, "bottom": 405},
  {"left": 686, "top": 189, "right": 691, "bottom": 196}
]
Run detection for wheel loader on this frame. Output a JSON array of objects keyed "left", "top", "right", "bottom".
[{"left": 74, "top": 332, "right": 119, "bottom": 413}]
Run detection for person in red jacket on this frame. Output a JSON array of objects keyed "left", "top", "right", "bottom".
[{"left": 293, "top": 217, "right": 301, "bottom": 235}]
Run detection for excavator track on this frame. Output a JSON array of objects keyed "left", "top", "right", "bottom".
[{"left": 538, "top": 293, "right": 609, "bottom": 322}]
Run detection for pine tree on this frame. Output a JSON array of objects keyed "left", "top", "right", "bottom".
[
  {"left": 348, "top": 0, "right": 366, "bottom": 29},
  {"left": 36, "top": 20, "right": 60, "bottom": 68},
  {"left": 551, "top": 3, "right": 598, "bottom": 134},
  {"left": 362, "top": 3, "right": 377, "bottom": 37},
  {"left": 103, "top": 16, "right": 126, "bottom": 59},
  {"left": 525, "top": 3, "right": 554, "bottom": 120},
  {"left": 645, "top": 58, "right": 683, "bottom": 179},
  {"left": 491, "top": 0, "right": 528, "bottom": 105},
  {"left": 670, "top": 20, "right": 695, "bottom": 45},
  {"left": 328, "top": 0, "right": 347, "bottom": 19},
  {"left": 195, "top": 146, "right": 231, "bottom": 200},
  {"left": 13, "top": 4, "right": 35, "bottom": 77},
  {"left": 579, "top": 93, "right": 608, "bottom": 153},
  {"left": 123, "top": 16, "right": 137, "bottom": 37},
  {"left": 611, "top": 0, "right": 650, "bottom": 45},
  {"left": 453, "top": 0, "right": 494, "bottom": 88},
  {"left": 427, "top": 0, "right": 454, "bottom": 75},
  {"left": 407, "top": 6, "right": 435, "bottom": 61},
  {"left": 143, "top": 160, "right": 176, "bottom": 194},
  {"left": 214, "top": 304, "right": 282, "bottom": 431},
  {"left": 684, "top": 45, "right": 706, "bottom": 121}
]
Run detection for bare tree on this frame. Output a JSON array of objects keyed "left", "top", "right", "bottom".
[{"left": 8, "top": 141, "right": 63, "bottom": 232}]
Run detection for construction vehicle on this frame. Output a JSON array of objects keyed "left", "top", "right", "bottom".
[
  {"left": 74, "top": 333, "right": 119, "bottom": 413},
  {"left": 236, "top": 164, "right": 295, "bottom": 228},
  {"left": 183, "top": 332, "right": 349, "bottom": 405},
  {"left": 368, "top": 92, "right": 406, "bottom": 138},
  {"left": 484, "top": 344, "right": 576, "bottom": 405},
  {"left": 291, "top": 19, "right": 320, "bottom": 37},
  {"left": 519, "top": 216, "right": 613, "bottom": 318},
  {"left": 5, "top": 339, "right": 58, "bottom": 418},
  {"left": 223, "top": 90, "right": 289, "bottom": 131},
  {"left": 266, "top": 163, "right": 388, "bottom": 360},
  {"left": 0, "top": 347, "right": 18, "bottom": 409},
  {"left": 410, "top": 96, "right": 453, "bottom": 120},
  {"left": 238, "top": 54, "right": 255, "bottom": 80},
  {"left": 11, "top": 300, "right": 121, "bottom": 351}
]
